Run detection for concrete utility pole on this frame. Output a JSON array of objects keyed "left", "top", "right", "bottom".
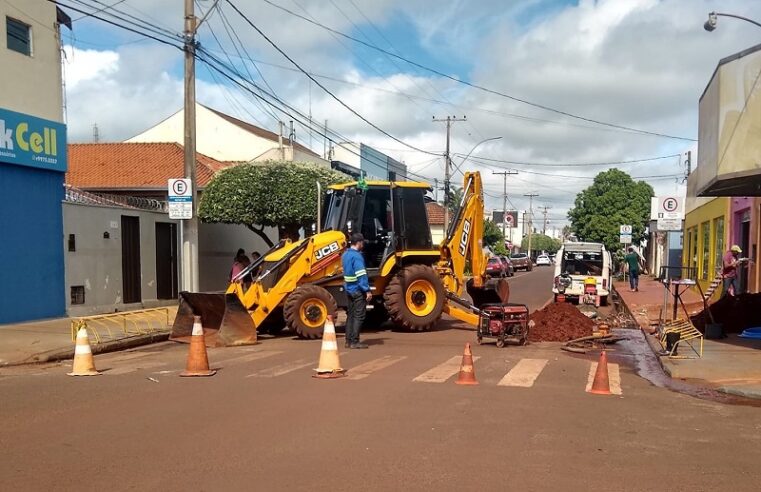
[
  {"left": 182, "top": 0, "right": 200, "bottom": 293},
  {"left": 432, "top": 115, "right": 466, "bottom": 231},
  {"left": 540, "top": 205, "right": 552, "bottom": 235},
  {"left": 524, "top": 193, "right": 539, "bottom": 256},
  {"left": 493, "top": 170, "right": 518, "bottom": 238}
]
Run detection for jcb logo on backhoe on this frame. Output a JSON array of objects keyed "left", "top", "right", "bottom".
[
  {"left": 459, "top": 220, "right": 471, "bottom": 255},
  {"left": 315, "top": 241, "right": 341, "bottom": 260}
]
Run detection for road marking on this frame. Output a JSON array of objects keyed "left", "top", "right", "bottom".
[
  {"left": 413, "top": 355, "right": 480, "bottom": 383},
  {"left": 246, "top": 352, "right": 347, "bottom": 378},
  {"left": 346, "top": 356, "right": 406, "bottom": 380},
  {"left": 498, "top": 359, "right": 548, "bottom": 387},
  {"left": 109, "top": 361, "right": 168, "bottom": 375},
  {"left": 216, "top": 350, "right": 283, "bottom": 366},
  {"left": 586, "top": 361, "right": 622, "bottom": 395}
]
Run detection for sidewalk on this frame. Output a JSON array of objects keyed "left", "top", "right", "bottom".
[
  {"left": 616, "top": 277, "right": 761, "bottom": 399},
  {"left": 0, "top": 307, "right": 176, "bottom": 367}
]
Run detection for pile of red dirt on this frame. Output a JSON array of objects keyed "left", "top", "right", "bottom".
[
  {"left": 690, "top": 293, "right": 761, "bottom": 334},
  {"left": 528, "top": 302, "right": 595, "bottom": 342}
]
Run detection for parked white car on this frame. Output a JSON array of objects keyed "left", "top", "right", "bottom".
[{"left": 536, "top": 254, "right": 552, "bottom": 266}]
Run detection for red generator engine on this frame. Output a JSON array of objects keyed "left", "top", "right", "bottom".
[{"left": 477, "top": 303, "right": 530, "bottom": 348}]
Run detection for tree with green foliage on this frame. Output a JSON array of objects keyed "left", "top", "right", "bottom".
[
  {"left": 482, "top": 219, "right": 504, "bottom": 248},
  {"left": 567, "top": 169, "right": 654, "bottom": 252},
  {"left": 521, "top": 234, "right": 561, "bottom": 253},
  {"left": 445, "top": 186, "right": 464, "bottom": 217},
  {"left": 199, "top": 161, "right": 348, "bottom": 247}
]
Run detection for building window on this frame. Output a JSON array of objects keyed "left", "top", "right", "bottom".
[
  {"left": 713, "top": 217, "right": 724, "bottom": 278},
  {"left": 70, "top": 286, "right": 85, "bottom": 305},
  {"left": 6, "top": 17, "right": 32, "bottom": 56},
  {"left": 700, "top": 221, "right": 710, "bottom": 280}
]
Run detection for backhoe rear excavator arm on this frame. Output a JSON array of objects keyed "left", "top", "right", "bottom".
[{"left": 437, "top": 171, "right": 509, "bottom": 327}]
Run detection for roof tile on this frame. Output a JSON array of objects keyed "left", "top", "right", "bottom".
[
  {"left": 66, "top": 142, "right": 230, "bottom": 189},
  {"left": 426, "top": 201, "right": 445, "bottom": 226}
]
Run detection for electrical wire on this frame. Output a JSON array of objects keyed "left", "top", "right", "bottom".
[
  {"left": 225, "top": 0, "right": 440, "bottom": 156},
  {"left": 261, "top": 0, "right": 696, "bottom": 142},
  {"left": 453, "top": 153, "right": 681, "bottom": 168}
]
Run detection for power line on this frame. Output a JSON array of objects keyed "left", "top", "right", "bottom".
[
  {"left": 225, "top": 0, "right": 439, "bottom": 156},
  {"left": 453, "top": 153, "right": 681, "bottom": 168},
  {"left": 261, "top": 0, "right": 696, "bottom": 142}
]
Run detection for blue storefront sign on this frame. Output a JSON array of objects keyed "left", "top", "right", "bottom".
[{"left": 0, "top": 107, "right": 67, "bottom": 172}]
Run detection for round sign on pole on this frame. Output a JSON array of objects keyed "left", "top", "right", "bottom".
[
  {"left": 505, "top": 215, "right": 514, "bottom": 226},
  {"left": 663, "top": 197, "right": 678, "bottom": 213}
]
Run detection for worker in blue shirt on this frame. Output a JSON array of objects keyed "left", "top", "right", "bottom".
[{"left": 342, "top": 233, "right": 371, "bottom": 349}]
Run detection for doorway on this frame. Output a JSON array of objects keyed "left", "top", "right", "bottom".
[
  {"left": 739, "top": 212, "right": 751, "bottom": 294},
  {"left": 121, "top": 216, "right": 142, "bottom": 304},
  {"left": 155, "top": 222, "right": 178, "bottom": 299}
]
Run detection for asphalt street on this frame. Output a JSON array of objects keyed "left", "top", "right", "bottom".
[{"left": 2, "top": 267, "right": 761, "bottom": 491}]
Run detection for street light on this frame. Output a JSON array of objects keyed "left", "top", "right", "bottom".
[
  {"left": 452, "top": 136, "right": 502, "bottom": 175},
  {"left": 704, "top": 11, "right": 761, "bottom": 32}
]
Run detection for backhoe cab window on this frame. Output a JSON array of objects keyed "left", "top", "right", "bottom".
[
  {"left": 322, "top": 191, "right": 344, "bottom": 232},
  {"left": 394, "top": 187, "right": 433, "bottom": 250}
]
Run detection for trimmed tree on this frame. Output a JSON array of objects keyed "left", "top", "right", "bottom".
[
  {"left": 198, "top": 161, "right": 349, "bottom": 247},
  {"left": 483, "top": 219, "right": 504, "bottom": 248},
  {"left": 567, "top": 169, "right": 654, "bottom": 252},
  {"left": 521, "top": 234, "right": 561, "bottom": 253}
]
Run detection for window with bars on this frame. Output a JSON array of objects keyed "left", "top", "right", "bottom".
[
  {"left": 713, "top": 217, "right": 724, "bottom": 277},
  {"left": 700, "top": 221, "right": 711, "bottom": 280},
  {"left": 6, "top": 17, "right": 31, "bottom": 56}
]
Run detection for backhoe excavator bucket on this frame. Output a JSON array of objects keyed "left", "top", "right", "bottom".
[
  {"left": 466, "top": 278, "right": 510, "bottom": 309},
  {"left": 170, "top": 292, "right": 257, "bottom": 347}
]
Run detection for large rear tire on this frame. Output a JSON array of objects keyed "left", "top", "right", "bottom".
[
  {"left": 284, "top": 285, "right": 337, "bottom": 339},
  {"left": 384, "top": 264, "right": 445, "bottom": 331}
]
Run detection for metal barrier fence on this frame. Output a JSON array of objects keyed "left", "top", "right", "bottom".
[{"left": 71, "top": 308, "right": 172, "bottom": 344}]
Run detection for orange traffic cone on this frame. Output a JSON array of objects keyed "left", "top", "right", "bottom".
[
  {"left": 455, "top": 342, "right": 479, "bottom": 385},
  {"left": 180, "top": 316, "right": 216, "bottom": 377},
  {"left": 589, "top": 350, "right": 612, "bottom": 395},
  {"left": 313, "top": 316, "right": 345, "bottom": 379},
  {"left": 68, "top": 326, "right": 100, "bottom": 376}
]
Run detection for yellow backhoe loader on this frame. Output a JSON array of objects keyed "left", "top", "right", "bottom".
[{"left": 170, "top": 171, "right": 508, "bottom": 346}]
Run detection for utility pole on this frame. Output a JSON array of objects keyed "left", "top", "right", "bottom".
[
  {"left": 685, "top": 150, "right": 692, "bottom": 177},
  {"left": 540, "top": 205, "right": 552, "bottom": 235},
  {"left": 492, "top": 170, "right": 518, "bottom": 239},
  {"left": 524, "top": 193, "right": 539, "bottom": 257},
  {"left": 432, "top": 115, "right": 466, "bottom": 231},
  {"left": 182, "top": 0, "right": 199, "bottom": 293},
  {"left": 434, "top": 178, "right": 439, "bottom": 202},
  {"left": 92, "top": 123, "right": 99, "bottom": 143}
]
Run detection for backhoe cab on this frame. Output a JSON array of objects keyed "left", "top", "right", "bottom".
[{"left": 170, "top": 173, "right": 509, "bottom": 346}]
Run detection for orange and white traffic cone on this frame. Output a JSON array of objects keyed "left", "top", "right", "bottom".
[
  {"left": 180, "top": 316, "right": 216, "bottom": 377},
  {"left": 313, "top": 316, "right": 345, "bottom": 379},
  {"left": 455, "top": 342, "right": 478, "bottom": 385},
  {"left": 589, "top": 350, "right": 612, "bottom": 395},
  {"left": 68, "top": 326, "right": 100, "bottom": 376}
]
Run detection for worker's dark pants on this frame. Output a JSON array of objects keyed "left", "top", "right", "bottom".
[
  {"left": 722, "top": 277, "right": 738, "bottom": 297},
  {"left": 345, "top": 291, "right": 366, "bottom": 346},
  {"left": 629, "top": 270, "right": 639, "bottom": 291}
]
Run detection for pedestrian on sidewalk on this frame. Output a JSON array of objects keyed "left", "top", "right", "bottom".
[
  {"left": 342, "top": 233, "right": 371, "bottom": 349},
  {"left": 624, "top": 247, "right": 640, "bottom": 292},
  {"left": 722, "top": 245, "right": 746, "bottom": 297}
]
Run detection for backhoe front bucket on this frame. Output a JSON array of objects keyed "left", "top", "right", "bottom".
[
  {"left": 466, "top": 278, "right": 510, "bottom": 309},
  {"left": 170, "top": 292, "right": 257, "bottom": 347}
]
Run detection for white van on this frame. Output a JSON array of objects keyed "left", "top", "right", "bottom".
[{"left": 552, "top": 242, "right": 612, "bottom": 305}]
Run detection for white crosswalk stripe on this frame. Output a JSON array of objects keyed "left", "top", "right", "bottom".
[
  {"left": 109, "top": 361, "right": 168, "bottom": 375},
  {"left": 413, "top": 355, "right": 480, "bottom": 383},
  {"left": 586, "top": 361, "right": 622, "bottom": 395},
  {"left": 498, "top": 359, "right": 548, "bottom": 387},
  {"left": 246, "top": 352, "right": 347, "bottom": 378},
  {"left": 216, "top": 350, "right": 283, "bottom": 366},
  {"left": 346, "top": 356, "right": 407, "bottom": 380}
]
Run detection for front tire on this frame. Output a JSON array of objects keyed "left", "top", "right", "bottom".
[
  {"left": 283, "top": 285, "right": 337, "bottom": 339},
  {"left": 384, "top": 264, "right": 445, "bottom": 331}
]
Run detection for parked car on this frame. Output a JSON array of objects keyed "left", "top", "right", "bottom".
[
  {"left": 536, "top": 254, "right": 552, "bottom": 266},
  {"left": 499, "top": 256, "right": 515, "bottom": 277},
  {"left": 510, "top": 252, "right": 533, "bottom": 271},
  {"left": 485, "top": 257, "right": 507, "bottom": 278},
  {"left": 552, "top": 242, "right": 612, "bottom": 305}
]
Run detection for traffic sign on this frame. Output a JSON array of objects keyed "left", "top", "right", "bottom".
[
  {"left": 656, "top": 218, "right": 682, "bottom": 231},
  {"left": 620, "top": 225, "right": 632, "bottom": 234},
  {"left": 620, "top": 234, "right": 632, "bottom": 244},
  {"left": 651, "top": 196, "right": 684, "bottom": 220},
  {"left": 168, "top": 178, "right": 193, "bottom": 219}
]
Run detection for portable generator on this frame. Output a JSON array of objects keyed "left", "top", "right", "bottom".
[
  {"left": 476, "top": 303, "right": 530, "bottom": 348},
  {"left": 582, "top": 276, "right": 600, "bottom": 307}
]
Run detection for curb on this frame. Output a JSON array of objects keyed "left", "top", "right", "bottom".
[{"left": 7, "top": 331, "right": 171, "bottom": 367}]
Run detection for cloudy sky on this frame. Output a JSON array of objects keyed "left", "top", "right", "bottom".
[{"left": 60, "top": 0, "right": 761, "bottom": 227}]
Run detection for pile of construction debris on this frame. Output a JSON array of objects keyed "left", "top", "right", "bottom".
[{"left": 528, "top": 302, "right": 595, "bottom": 342}]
